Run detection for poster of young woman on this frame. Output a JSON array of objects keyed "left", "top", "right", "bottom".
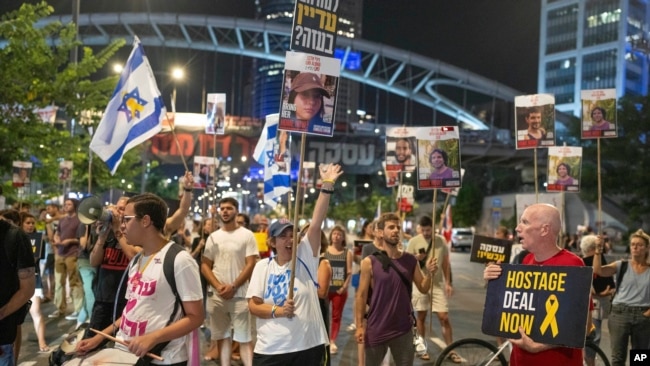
[
  {"left": 547, "top": 146, "right": 582, "bottom": 193},
  {"left": 279, "top": 51, "right": 340, "bottom": 136},
  {"left": 515, "top": 94, "right": 556, "bottom": 149},
  {"left": 581, "top": 89, "right": 617, "bottom": 139},
  {"left": 385, "top": 126, "right": 417, "bottom": 173},
  {"left": 415, "top": 126, "right": 462, "bottom": 190}
]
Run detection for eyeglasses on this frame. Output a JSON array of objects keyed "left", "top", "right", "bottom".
[{"left": 122, "top": 215, "right": 138, "bottom": 224}]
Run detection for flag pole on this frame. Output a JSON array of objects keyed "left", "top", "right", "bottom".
[
  {"left": 597, "top": 138, "right": 602, "bottom": 235},
  {"left": 288, "top": 133, "right": 307, "bottom": 300},
  {"left": 429, "top": 188, "right": 438, "bottom": 332},
  {"left": 168, "top": 90, "right": 189, "bottom": 172},
  {"left": 534, "top": 147, "right": 539, "bottom": 203}
]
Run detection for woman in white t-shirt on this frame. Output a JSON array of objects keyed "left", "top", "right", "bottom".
[{"left": 246, "top": 164, "right": 342, "bottom": 366}]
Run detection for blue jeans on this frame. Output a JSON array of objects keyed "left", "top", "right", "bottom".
[
  {"left": 608, "top": 304, "right": 650, "bottom": 366},
  {"left": 77, "top": 258, "right": 97, "bottom": 324},
  {"left": 0, "top": 344, "right": 15, "bottom": 366}
]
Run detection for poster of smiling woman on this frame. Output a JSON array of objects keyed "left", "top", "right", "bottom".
[
  {"left": 415, "top": 126, "right": 462, "bottom": 190},
  {"left": 547, "top": 146, "right": 582, "bottom": 193},
  {"left": 581, "top": 89, "right": 617, "bottom": 139}
]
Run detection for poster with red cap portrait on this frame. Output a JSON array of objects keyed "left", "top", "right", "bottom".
[{"left": 279, "top": 51, "right": 340, "bottom": 136}]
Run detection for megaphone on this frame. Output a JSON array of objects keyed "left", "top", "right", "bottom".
[{"left": 78, "top": 196, "right": 112, "bottom": 226}]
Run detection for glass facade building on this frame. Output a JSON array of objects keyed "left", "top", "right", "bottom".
[
  {"left": 252, "top": 0, "right": 363, "bottom": 122},
  {"left": 539, "top": 0, "right": 650, "bottom": 115}
]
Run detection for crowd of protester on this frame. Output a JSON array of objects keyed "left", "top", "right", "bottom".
[{"left": 1, "top": 171, "right": 649, "bottom": 366}]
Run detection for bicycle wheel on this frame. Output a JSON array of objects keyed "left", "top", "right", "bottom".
[
  {"left": 583, "top": 341, "right": 611, "bottom": 366},
  {"left": 434, "top": 338, "right": 508, "bottom": 366}
]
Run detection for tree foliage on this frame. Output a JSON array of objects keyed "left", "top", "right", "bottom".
[
  {"left": 0, "top": 2, "right": 143, "bottom": 203},
  {"left": 591, "top": 95, "right": 650, "bottom": 227}
]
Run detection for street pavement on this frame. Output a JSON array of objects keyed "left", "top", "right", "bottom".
[{"left": 18, "top": 251, "right": 612, "bottom": 365}]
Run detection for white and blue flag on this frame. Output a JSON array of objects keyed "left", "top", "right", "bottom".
[
  {"left": 90, "top": 37, "right": 165, "bottom": 175},
  {"left": 253, "top": 114, "right": 292, "bottom": 207}
]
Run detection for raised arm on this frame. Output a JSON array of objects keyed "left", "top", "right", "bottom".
[
  {"left": 164, "top": 171, "right": 194, "bottom": 236},
  {"left": 306, "top": 164, "right": 343, "bottom": 255}
]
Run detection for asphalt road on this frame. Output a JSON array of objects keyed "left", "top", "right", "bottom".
[{"left": 17, "top": 250, "right": 612, "bottom": 365}]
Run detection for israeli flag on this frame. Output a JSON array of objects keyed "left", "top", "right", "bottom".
[
  {"left": 253, "top": 114, "right": 292, "bottom": 207},
  {"left": 90, "top": 37, "right": 165, "bottom": 175}
]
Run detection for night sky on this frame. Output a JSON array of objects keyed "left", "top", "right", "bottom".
[{"left": 2, "top": 0, "right": 540, "bottom": 93}]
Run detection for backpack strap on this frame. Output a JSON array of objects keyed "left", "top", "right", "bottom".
[
  {"left": 372, "top": 251, "right": 412, "bottom": 298},
  {"left": 612, "top": 260, "right": 628, "bottom": 301},
  {"left": 137, "top": 243, "right": 186, "bottom": 365}
]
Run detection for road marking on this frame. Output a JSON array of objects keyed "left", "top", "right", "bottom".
[
  {"left": 429, "top": 336, "right": 447, "bottom": 350},
  {"left": 18, "top": 362, "right": 37, "bottom": 366}
]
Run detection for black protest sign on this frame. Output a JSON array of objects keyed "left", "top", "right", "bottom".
[
  {"left": 291, "top": 0, "right": 339, "bottom": 56},
  {"left": 28, "top": 232, "right": 44, "bottom": 261},
  {"left": 482, "top": 264, "right": 592, "bottom": 348},
  {"left": 470, "top": 235, "right": 512, "bottom": 264}
]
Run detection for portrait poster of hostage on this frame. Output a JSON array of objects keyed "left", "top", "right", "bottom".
[
  {"left": 581, "top": 88, "right": 617, "bottom": 139},
  {"left": 515, "top": 93, "right": 556, "bottom": 150},
  {"left": 385, "top": 126, "right": 417, "bottom": 173},
  {"left": 482, "top": 264, "right": 592, "bottom": 348},
  {"left": 415, "top": 126, "right": 462, "bottom": 190},
  {"left": 547, "top": 146, "right": 582, "bottom": 193},
  {"left": 279, "top": 51, "right": 340, "bottom": 136}
]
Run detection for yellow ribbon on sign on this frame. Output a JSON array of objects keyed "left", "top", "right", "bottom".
[{"left": 539, "top": 294, "right": 559, "bottom": 337}]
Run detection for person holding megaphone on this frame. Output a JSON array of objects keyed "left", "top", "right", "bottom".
[{"left": 75, "top": 171, "right": 195, "bottom": 351}]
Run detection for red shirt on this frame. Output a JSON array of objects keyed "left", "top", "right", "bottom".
[{"left": 510, "top": 249, "right": 585, "bottom": 366}]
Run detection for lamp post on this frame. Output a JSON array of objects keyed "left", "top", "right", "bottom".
[{"left": 171, "top": 67, "right": 184, "bottom": 112}]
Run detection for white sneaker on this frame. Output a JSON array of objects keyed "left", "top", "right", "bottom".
[
  {"left": 414, "top": 335, "right": 427, "bottom": 356},
  {"left": 65, "top": 311, "right": 79, "bottom": 320},
  {"left": 346, "top": 323, "right": 356, "bottom": 332}
]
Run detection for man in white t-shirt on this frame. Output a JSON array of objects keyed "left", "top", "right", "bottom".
[
  {"left": 202, "top": 197, "right": 258, "bottom": 366},
  {"left": 74, "top": 193, "right": 204, "bottom": 364}
]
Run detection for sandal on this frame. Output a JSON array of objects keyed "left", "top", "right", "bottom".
[
  {"left": 448, "top": 351, "right": 462, "bottom": 364},
  {"left": 203, "top": 349, "right": 219, "bottom": 361},
  {"left": 419, "top": 353, "right": 430, "bottom": 360}
]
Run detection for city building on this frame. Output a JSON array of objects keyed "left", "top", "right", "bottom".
[{"left": 539, "top": 0, "right": 650, "bottom": 116}]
